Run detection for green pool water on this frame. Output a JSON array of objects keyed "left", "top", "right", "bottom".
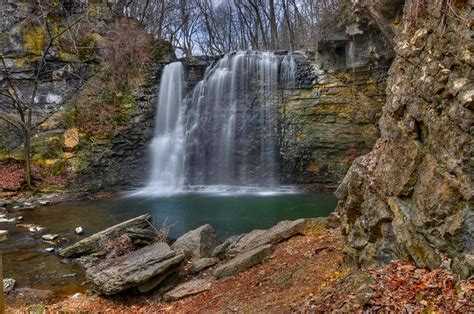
[{"left": 1, "top": 190, "right": 337, "bottom": 296}]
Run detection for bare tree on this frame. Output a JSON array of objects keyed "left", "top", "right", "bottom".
[{"left": 0, "top": 4, "right": 84, "bottom": 189}]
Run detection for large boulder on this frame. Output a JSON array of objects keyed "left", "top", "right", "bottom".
[
  {"left": 171, "top": 224, "right": 220, "bottom": 258},
  {"left": 213, "top": 244, "right": 274, "bottom": 279},
  {"left": 86, "top": 242, "right": 184, "bottom": 295}
]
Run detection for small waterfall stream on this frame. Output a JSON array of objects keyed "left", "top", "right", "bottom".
[{"left": 140, "top": 51, "right": 298, "bottom": 195}]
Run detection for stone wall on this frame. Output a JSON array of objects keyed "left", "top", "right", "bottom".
[{"left": 336, "top": 0, "right": 473, "bottom": 278}]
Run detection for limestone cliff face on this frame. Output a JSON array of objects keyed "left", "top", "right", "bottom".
[
  {"left": 336, "top": 0, "right": 473, "bottom": 277},
  {"left": 279, "top": 2, "right": 401, "bottom": 188}
]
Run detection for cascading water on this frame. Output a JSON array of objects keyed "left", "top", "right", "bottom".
[
  {"left": 138, "top": 51, "right": 299, "bottom": 195},
  {"left": 142, "top": 62, "right": 185, "bottom": 194},
  {"left": 185, "top": 51, "right": 281, "bottom": 186}
]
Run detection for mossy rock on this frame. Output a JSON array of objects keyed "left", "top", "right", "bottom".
[{"left": 20, "top": 22, "right": 46, "bottom": 56}]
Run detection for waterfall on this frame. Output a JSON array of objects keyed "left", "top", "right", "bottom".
[
  {"left": 280, "top": 53, "right": 297, "bottom": 89},
  {"left": 139, "top": 51, "right": 299, "bottom": 195},
  {"left": 143, "top": 62, "right": 185, "bottom": 194}
]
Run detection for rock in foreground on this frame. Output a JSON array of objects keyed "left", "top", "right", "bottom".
[
  {"left": 172, "top": 224, "right": 220, "bottom": 258},
  {"left": 86, "top": 242, "right": 184, "bottom": 295},
  {"left": 214, "top": 244, "right": 274, "bottom": 279},
  {"left": 226, "top": 219, "right": 306, "bottom": 256},
  {"left": 59, "top": 214, "right": 152, "bottom": 258},
  {"left": 191, "top": 257, "right": 220, "bottom": 274},
  {"left": 164, "top": 278, "right": 212, "bottom": 301}
]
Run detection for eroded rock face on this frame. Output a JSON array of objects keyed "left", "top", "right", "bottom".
[
  {"left": 278, "top": 2, "right": 401, "bottom": 188},
  {"left": 336, "top": 1, "right": 473, "bottom": 278}
]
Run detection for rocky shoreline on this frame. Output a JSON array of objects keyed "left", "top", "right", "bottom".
[{"left": 5, "top": 214, "right": 471, "bottom": 312}]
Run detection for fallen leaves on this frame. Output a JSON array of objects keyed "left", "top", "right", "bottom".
[{"left": 367, "top": 260, "right": 473, "bottom": 312}]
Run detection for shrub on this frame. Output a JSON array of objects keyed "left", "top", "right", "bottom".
[{"left": 100, "top": 17, "right": 152, "bottom": 91}]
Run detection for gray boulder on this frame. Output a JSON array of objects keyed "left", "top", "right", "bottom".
[
  {"left": 86, "top": 242, "right": 184, "bottom": 295},
  {"left": 213, "top": 244, "right": 274, "bottom": 279},
  {"left": 212, "top": 235, "right": 240, "bottom": 258},
  {"left": 191, "top": 257, "right": 220, "bottom": 274},
  {"left": 226, "top": 219, "right": 306, "bottom": 256},
  {"left": 172, "top": 224, "right": 220, "bottom": 258},
  {"left": 164, "top": 278, "right": 212, "bottom": 301}
]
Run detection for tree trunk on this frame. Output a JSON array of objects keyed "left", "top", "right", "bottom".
[
  {"left": 269, "top": 0, "right": 278, "bottom": 49},
  {"left": 23, "top": 128, "right": 32, "bottom": 189}
]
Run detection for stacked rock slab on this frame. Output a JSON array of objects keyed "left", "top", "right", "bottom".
[
  {"left": 86, "top": 242, "right": 184, "bottom": 295},
  {"left": 336, "top": 1, "right": 473, "bottom": 278}
]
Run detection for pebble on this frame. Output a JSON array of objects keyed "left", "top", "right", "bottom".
[
  {"left": 38, "top": 200, "right": 51, "bottom": 205},
  {"left": 75, "top": 226, "right": 84, "bottom": 235},
  {"left": 0, "top": 230, "right": 8, "bottom": 241},
  {"left": 71, "top": 292, "right": 83, "bottom": 300},
  {"left": 3, "top": 278, "right": 15, "bottom": 293},
  {"left": 0, "top": 218, "right": 16, "bottom": 223},
  {"left": 45, "top": 247, "right": 55, "bottom": 252},
  {"left": 29, "top": 226, "right": 45, "bottom": 233},
  {"left": 62, "top": 273, "right": 76, "bottom": 278},
  {"left": 42, "top": 234, "right": 59, "bottom": 241}
]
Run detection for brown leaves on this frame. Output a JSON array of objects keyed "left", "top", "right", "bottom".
[
  {"left": 366, "top": 260, "right": 473, "bottom": 312},
  {"left": 0, "top": 158, "right": 75, "bottom": 192},
  {"left": 0, "top": 158, "right": 26, "bottom": 191}
]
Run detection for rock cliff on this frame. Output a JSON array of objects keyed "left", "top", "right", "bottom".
[
  {"left": 278, "top": 1, "right": 402, "bottom": 188},
  {"left": 0, "top": 1, "right": 174, "bottom": 191},
  {"left": 336, "top": 0, "right": 473, "bottom": 277}
]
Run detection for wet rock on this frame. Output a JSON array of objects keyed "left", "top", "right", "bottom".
[
  {"left": 172, "top": 224, "right": 220, "bottom": 258},
  {"left": 76, "top": 256, "right": 101, "bottom": 269},
  {"left": 38, "top": 199, "right": 51, "bottom": 205},
  {"left": 0, "top": 230, "right": 7, "bottom": 242},
  {"left": 3, "top": 278, "right": 15, "bottom": 293},
  {"left": 42, "top": 234, "right": 59, "bottom": 241},
  {"left": 45, "top": 247, "right": 55, "bottom": 252},
  {"left": 0, "top": 217, "right": 16, "bottom": 223},
  {"left": 164, "top": 278, "right": 212, "bottom": 301},
  {"left": 86, "top": 242, "right": 184, "bottom": 295},
  {"left": 28, "top": 226, "right": 45, "bottom": 233},
  {"left": 214, "top": 244, "right": 274, "bottom": 279},
  {"left": 59, "top": 214, "right": 152, "bottom": 258},
  {"left": 191, "top": 257, "right": 220, "bottom": 274}
]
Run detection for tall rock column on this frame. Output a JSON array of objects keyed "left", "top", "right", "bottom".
[{"left": 336, "top": 0, "right": 473, "bottom": 278}]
